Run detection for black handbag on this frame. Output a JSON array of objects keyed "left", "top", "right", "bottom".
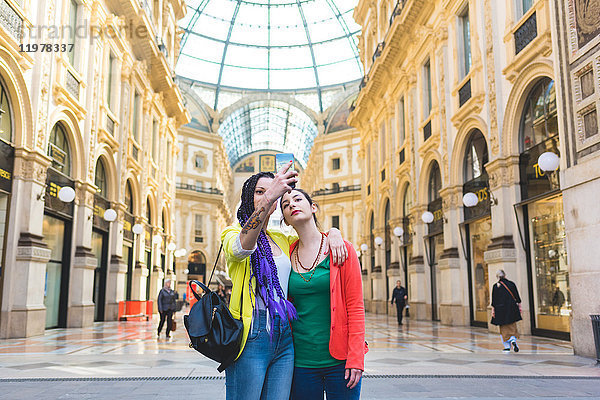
[{"left": 184, "top": 244, "right": 245, "bottom": 372}]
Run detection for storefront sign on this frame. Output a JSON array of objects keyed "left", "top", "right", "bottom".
[
  {"left": 0, "top": 140, "right": 14, "bottom": 193},
  {"left": 519, "top": 139, "right": 560, "bottom": 200},
  {"left": 123, "top": 212, "right": 134, "bottom": 242},
  {"left": 427, "top": 197, "right": 444, "bottom": 236},
  {"left": 45, "top": 168, "right": 74, "bottom": 217},
  {"left": 93, "top": 194, "right": 110, "bottom": 231},
  {"left": 463, "top": 175, "right": 491, "bottom": 222}
]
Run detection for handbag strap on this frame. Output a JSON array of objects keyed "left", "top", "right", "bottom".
[
  {"left": 499, "top": 280, "right": 517, "bottom": 302},
  {"left": 206, "top": 243, "right": 223, "bottom": 287}
]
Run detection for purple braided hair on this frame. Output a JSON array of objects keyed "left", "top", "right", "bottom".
[{"left": 238, "top": 173, "right": 297, "bottom": 334}]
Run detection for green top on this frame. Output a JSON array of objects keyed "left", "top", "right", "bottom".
[{"left": 288, "top": 255, "right": 343, "bottom": 368}]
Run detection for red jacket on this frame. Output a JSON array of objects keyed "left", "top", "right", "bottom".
[{"left": 290, "top": 240, "right": 368, "bottom": 370}]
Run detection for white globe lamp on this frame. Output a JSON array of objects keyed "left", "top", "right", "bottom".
[
  {"left": 132, "top": 223, "right": 144, "bottom": 235},
  {"left": 167, "top": 242, "right": 177, "bottom": 251},
  {"left": 374, "top": 236, "right": 383, "bottom": 246},
  {"left": 103, "top": 208, "right": 117, "bottom": 222},
  {"left": 462, "top": 192, "right": 479, "bottom": 208},
  {"left": 58, "top": 186, "right": 76, "bottom": 203},
  {"left": 178, "top": 248, "right": 187, "bottom": 257},
  {"left": 184, "top": 268, "right": 189, "bottom": 275},
  {"left": 393, "top": 227, "right": 404, "bottom": 237},
  {"left": 421, "top": 211, "right": 434, "bottom": 224},
  {"left": 152, "top": 234, "right": 162, "bottom": 245},
  {"left": 360, "top": 243, "right": 368, "bottom": 252},
  {"left": 538, "top": 152, "right": 560, "bottom": 172}
]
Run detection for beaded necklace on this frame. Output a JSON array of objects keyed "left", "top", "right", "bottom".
[{"left": 294, "top": 233, "right": 324, "bottom": 283}]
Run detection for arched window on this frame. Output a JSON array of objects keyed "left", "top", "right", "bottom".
[
  {"left": 0, "top": 79, "right": 13, "bottom": 143},
  {"left": 48, "top": 124, "right": 71, "bottom": 176},
  {"left": 94, "top": 159, "right": 107, "bottom": 198},
  {"left": 146, "top": 198, "right": 152, "bottom": 226},
  {"left": 402, "top": 184, "right": 412, "bottom": 218},
  {"left": 162, "top": 209, "right": 167, "bottom": 235},
  {"left": 464, "top": 130, "right": 488, "bottom": 182},
  {"left": 428, "top": 162, "right": 442, "bottom": 203},
  {"left": 125, "top": 181, "right": 134, "bottom": 214},
  {"left": 520, "top": 78, "right": 557, "bottom": 152},
  {"left": 188, "top": 250, "right": 206, "bottom": 276}
]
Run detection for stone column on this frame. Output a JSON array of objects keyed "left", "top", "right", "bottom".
[
  {"left": 439, "top": 186, "right": 468, "bottom": 326},
  {"left": 68, "top": 182, "right": 97, "bottom": 328},
  {"left": 484, "top": 156, "right": 529, "bottom": 334},
  {"left": 2, "top": 151, "right": 51, "bottom": 338},
  {"left": 105, "top": 202, "right": 127, "bottom": 320}
]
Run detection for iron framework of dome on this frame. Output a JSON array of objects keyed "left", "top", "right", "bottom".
[{"left": 177, "top": 0, "right": 363, "bottom": 111}]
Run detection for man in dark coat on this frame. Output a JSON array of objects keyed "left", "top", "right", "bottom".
[
  {"left": 491, "top": 270, "right": 522, "bottom": 352},
  {"left": 157, "top": 279, "right": 177, "bottom": 339},
  {"left": 391, "top": 280, "right": 408, "bottom": 325}
]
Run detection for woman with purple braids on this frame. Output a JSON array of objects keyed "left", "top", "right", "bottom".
[{"left": 221, "top": 161, "right": 348, "bottom": 400}]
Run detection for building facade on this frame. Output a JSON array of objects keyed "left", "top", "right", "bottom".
[
  {"left": 173, "top": 87, "right": 233, "bottom": 294},
  {"left": 0, "top": 0, "right": 188, "bottom": 338},
  {"left": 350, "top": 0, "right": 575, "bottom": 341},
  {"left": 549, "top": 0, "right": 600, "bottom": 357}
]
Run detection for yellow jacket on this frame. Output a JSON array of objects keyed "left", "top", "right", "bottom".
[{"left": 221, "top": 224, "right": 297, "bottom": 359}]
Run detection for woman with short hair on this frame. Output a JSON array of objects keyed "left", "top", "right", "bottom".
[{"left": 491, "top": 270, "right": 522, "bottom": 352}]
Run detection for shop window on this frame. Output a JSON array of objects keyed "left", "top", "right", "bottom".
[
  {"left": 331, "top": 215, "right": 339, "bottom": 229},
  {"left": 0, "top": 79, "right": 13, "bottom": 143},
  {"left": 188, "top": 250, "right": 206, "bottom": 276},
  {"left": 332, "top": 157, "right": 340, "bottom": 170},
  {"left": 384, "top": 200, "right": 391, "bottom": 268},
  {"left": 369, "top": 212, "right": 375, "bottom": 272},
  {"left": 48, "top": 124, "right": 71, "bottom": 176}
]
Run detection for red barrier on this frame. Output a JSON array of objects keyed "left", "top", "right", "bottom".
[{"left": 118, "top": 300, "right": 154, "bottom": 321}]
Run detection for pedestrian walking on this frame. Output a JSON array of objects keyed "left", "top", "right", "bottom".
[
  {"left": 281, "top": 189, "right": 366, "bottom": 400},
  {"left": 221, "top": 161, "right": 348, "bottom": 400},
  {"left": 391, "top": 280, "right": 408, "bottom": 325},
  {"left": 491, "top": 270, "right": 522, "bottom": 352},
  {"left": 157, "top": 278, "right": 177, "bottom": 339}
]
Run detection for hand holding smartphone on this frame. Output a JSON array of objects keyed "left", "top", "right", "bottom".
[{"left": 275, "top": 153, "right": 296, "bottom": 189}]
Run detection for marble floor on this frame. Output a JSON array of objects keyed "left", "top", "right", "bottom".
[{"left": 0, "top": 312, "right": 598, "bottom": 398}]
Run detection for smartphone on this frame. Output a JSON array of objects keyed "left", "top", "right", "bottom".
[{"left": 275, "top": 153, "right": 295, "bottom": 189}]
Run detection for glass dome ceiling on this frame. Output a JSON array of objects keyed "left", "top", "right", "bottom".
[{"left": 177, "top": 0, "right": 363, "bottom": 109}]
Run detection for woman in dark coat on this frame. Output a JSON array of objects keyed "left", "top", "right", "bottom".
[{"left": 491, "top": 270, "right": 522, "bottom": 352}]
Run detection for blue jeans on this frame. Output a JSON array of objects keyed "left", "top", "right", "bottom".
[
  {"left": 226, "top": 310, "right": 294, "bottom": 400},
  {"left": 291, "top": 363, "right": 362, "bottom": 400}
]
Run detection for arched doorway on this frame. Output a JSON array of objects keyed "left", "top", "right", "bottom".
[
  {"left": 123, "top": 181, "right": 135, "bottom": 301},
  {"left": 188, "top": 251, "right": 206, "bottom": 282},
  {"left": 0, "top": 77, "right": 15, "bottom": 315},
  {"left": 91, "top": 158, "right": 110, "bottom": 321},
  {"left": 384, "top": 199, "right": 391, "bottom": 302},
  {"left": 145, "top": 198, "right": 154, "bottom": 301},
  {"left": 517, "top": 78, "right": 569, "bottom": 339},
  {"left": 43, "top": 122, "right": 75, "bottom": 328},
  {"left": 462, "top": 129, "right": 492, "bottom": 327},
  {"left": 400, "top": 185, "right": 412, "bottom": 299},
  {"left": 425, "top": 161, "right": 443, "bottom": 321}
]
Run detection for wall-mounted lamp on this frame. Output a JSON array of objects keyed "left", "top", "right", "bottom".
[
  {"left": 538, "top": 151, "right": 560, "bottom": 172},
  {"left": 393, "top": 226, "right": 404, "bottom": 237},
  {"left": 421, "top": 211, "right": 434, "bottom": 224},
  {"left": 103, "top": 209, "right": 117, "bottom": 222},
  {"left": 374, "top": 236, "right": 383, "bottom": 246},
  {"left": 184, "top": 268, "right": 190, "bottom": 274},
  {"left": 167, "top": 242, "right": 177, "bottom": 251},
  {"left": 360, "top": 243, "right": 368, "bottom": 252},
  {"left": 58, "top": 186, "right": 76, "bottom": 203},
  {"left": 132, "top": 223, "right": 144, "bottom": 235},
  {"left": 36, "top": 184, "right": 47, "bottom": 201},
  {"left": 462, "top": 191, "right": 498, "bottom": 208},
  {"left": 152, "top": 234, "right": 162, "bottom": 245},
  {"left": 174, "top": 248, "right": 187, "bottom": 258}
]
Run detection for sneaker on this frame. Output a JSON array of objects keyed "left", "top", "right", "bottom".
[
  {"left": 512, "top": 341, "right": 519, "bottom": 353},
  {"left": 502, "top": 348, "right": 511, "bottom": 353}
]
